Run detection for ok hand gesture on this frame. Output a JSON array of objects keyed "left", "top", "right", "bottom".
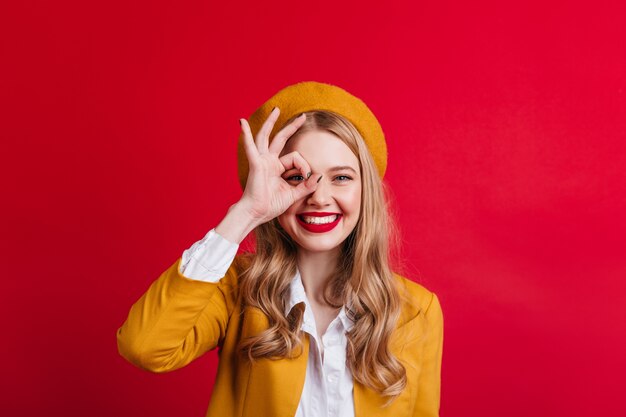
[{"left": 237, "top": 107, "right": 321, "bottom": 225}]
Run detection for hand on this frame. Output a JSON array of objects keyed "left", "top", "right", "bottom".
[{"left": 237, "top": 107, "right": 321, "bottom": 225}]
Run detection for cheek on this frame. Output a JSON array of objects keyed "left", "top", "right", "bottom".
[
  {"left": 281, "top": 202, "right": 298, "bottom": 218},
  {"left": 344, "top": 187, "right": 362, "bottom": 214}
]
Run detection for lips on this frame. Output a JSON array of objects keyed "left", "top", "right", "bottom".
[{"left": 296, "top": 212, "right": 342, "bottom": 233}]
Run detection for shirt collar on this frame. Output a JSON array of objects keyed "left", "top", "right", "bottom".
[{"left": 285, "top": 268, "right": 355, "bottom": 333}]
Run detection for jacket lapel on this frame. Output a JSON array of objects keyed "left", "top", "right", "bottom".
[
  {"left": 279, "top": 333, "right": 310, "bottom": 417},
  {"left": 240, "top": 307, "right": 310, "bottom": 417}
]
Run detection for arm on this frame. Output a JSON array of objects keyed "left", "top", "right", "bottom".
[
  {"left": 116, "top": 200, "right": 259, "bottom": 372},
  {"left": 116, "top": 235, "right": 244, "bottom": 373},
  {"left": 180, "top": 228, "right": 240, "bottom": 282},
  {"left": 414, "top": 292, "right": 444, "bottom": 417},
  {"left": 116, "top": 109, "right": 317, "bottom": 373}
]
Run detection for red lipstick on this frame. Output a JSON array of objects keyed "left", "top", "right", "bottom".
[{"left": 296, "top": 212, "right": 342, "bottom": 233}]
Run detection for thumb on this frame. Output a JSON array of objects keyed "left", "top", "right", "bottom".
[{"left": 292, "top": 174, "right": 322, "bottom": 200}]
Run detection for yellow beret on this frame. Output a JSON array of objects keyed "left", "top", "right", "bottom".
[{"left": 237, "top": 81, "right": 387, "bottom": 189}]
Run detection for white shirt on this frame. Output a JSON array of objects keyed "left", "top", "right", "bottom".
[{"left": 179, "top": 228, "right": 356, "bottom": 417}]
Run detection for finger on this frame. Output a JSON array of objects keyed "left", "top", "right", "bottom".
[
  {"left": 278, "top": 151, "right": 312, "bottom": 180},
  {"left": 240, "top": 118, "right": 259, "bottom": 166},
  {"left": 256, "top": 107, "right": 280, "bottom": 152},
  {"left": 292, "top": 173, "right": 323, "bottom": 201},
  {"left": 268, "top": 113, "right": 306, "bottom": 155}
]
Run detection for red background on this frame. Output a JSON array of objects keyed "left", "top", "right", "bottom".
[{"left": 1, "top": 0, "right": 625, "bottom": 416}]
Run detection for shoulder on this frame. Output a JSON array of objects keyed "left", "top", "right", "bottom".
[{"left": 393, "top": 273, "right": 443, "bottom": 325}]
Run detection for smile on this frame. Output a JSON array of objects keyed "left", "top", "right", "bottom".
[
  {"left": 296, "top": 213, "right": 342, "bottom": 233},
  {"left": 301, "top": 214, "right": 338, "bottom": 224}
]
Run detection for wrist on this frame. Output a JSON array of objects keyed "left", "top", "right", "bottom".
[{"left": 215, "top": 202, "right": 261, "bottom": 244}]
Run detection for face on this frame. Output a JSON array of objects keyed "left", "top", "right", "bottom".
[{"left": 277, "top": 130, "right": 362, "bottom": 256}]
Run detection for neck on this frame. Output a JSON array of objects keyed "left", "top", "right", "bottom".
[{"left": 296, "top": 247, "right": 341, "bottom": 306}]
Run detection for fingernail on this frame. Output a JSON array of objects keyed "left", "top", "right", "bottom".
[
  {"left": 317, "top": 175, "right": 323, "bottom": 183},
  {"left": 272, "top": 106, "right": 277, "bottom": 113},
  {"left": 307, "top": 172, "right": 312, "bottom": 179}
]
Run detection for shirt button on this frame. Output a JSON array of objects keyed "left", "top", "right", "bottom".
[{"left": 327, "top": 375, "right": 336, "bottom": 383}]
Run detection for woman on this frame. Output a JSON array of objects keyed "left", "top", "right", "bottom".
[{"left": 117, "top": 81, "right": 443, "bottom": 417}]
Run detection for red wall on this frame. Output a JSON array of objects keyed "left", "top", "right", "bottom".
[{"left": 2, "top": 1, "right": 625, "bottom": 416}]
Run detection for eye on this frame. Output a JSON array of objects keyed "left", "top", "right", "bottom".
[
  {"left": 334, "top": 175, "right": 352, "bottom": 182},
  {"left": 285, "top": 174, "right": 304, "bottom": 182}
]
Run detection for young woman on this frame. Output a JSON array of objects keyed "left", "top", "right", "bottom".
[{"left": 117, "top": 81, "right": 444, "bottom": 417}]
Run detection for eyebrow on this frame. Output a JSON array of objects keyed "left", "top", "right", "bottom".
[
  {"left": 327, "top": 166, "right": 358, "bottom": 174},
  {"left": 283, "top": 165, "right": 359, "bottom": 175}
]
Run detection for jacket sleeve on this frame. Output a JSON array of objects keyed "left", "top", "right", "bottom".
[
  {"left": 414, "top": 292, "right": 444, "bottom": 417},
  {"left": 116, "top": 255, "right": 244, "bottom": 373}
]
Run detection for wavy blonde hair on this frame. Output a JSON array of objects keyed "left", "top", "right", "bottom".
[{"left": 238, "top": 110, "right": 407, "bottom": 402}]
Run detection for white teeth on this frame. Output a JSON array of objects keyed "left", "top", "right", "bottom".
[{"left": 302, "top": 215, "right": 339, "bottom": 225}]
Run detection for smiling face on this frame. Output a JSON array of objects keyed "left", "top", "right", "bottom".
[{"left": 277, "top": 129, "right": 362, "bottom": 256}]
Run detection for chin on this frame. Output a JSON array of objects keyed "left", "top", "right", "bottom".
[
  {"left": 292, "top": 233, "right": 349, "bottom": 254},
  {"left": 298, "top": 242, "right": 340, "bottom": 253}
]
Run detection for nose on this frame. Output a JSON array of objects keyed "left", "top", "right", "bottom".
[{"left": 306, "top": 176, "right": 332, "bottom": 206}]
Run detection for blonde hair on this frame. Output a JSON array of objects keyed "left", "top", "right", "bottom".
[{"left": 238, "top": 110, "right": 407, "bottom": 401}]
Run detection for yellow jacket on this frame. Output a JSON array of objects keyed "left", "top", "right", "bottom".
[{"left": 117, "top": 256, "right": 443, "bottom": 417}]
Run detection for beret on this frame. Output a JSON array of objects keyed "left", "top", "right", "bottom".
[{"left": 237, "top": 81, "right": 387, "bottom": 189}]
